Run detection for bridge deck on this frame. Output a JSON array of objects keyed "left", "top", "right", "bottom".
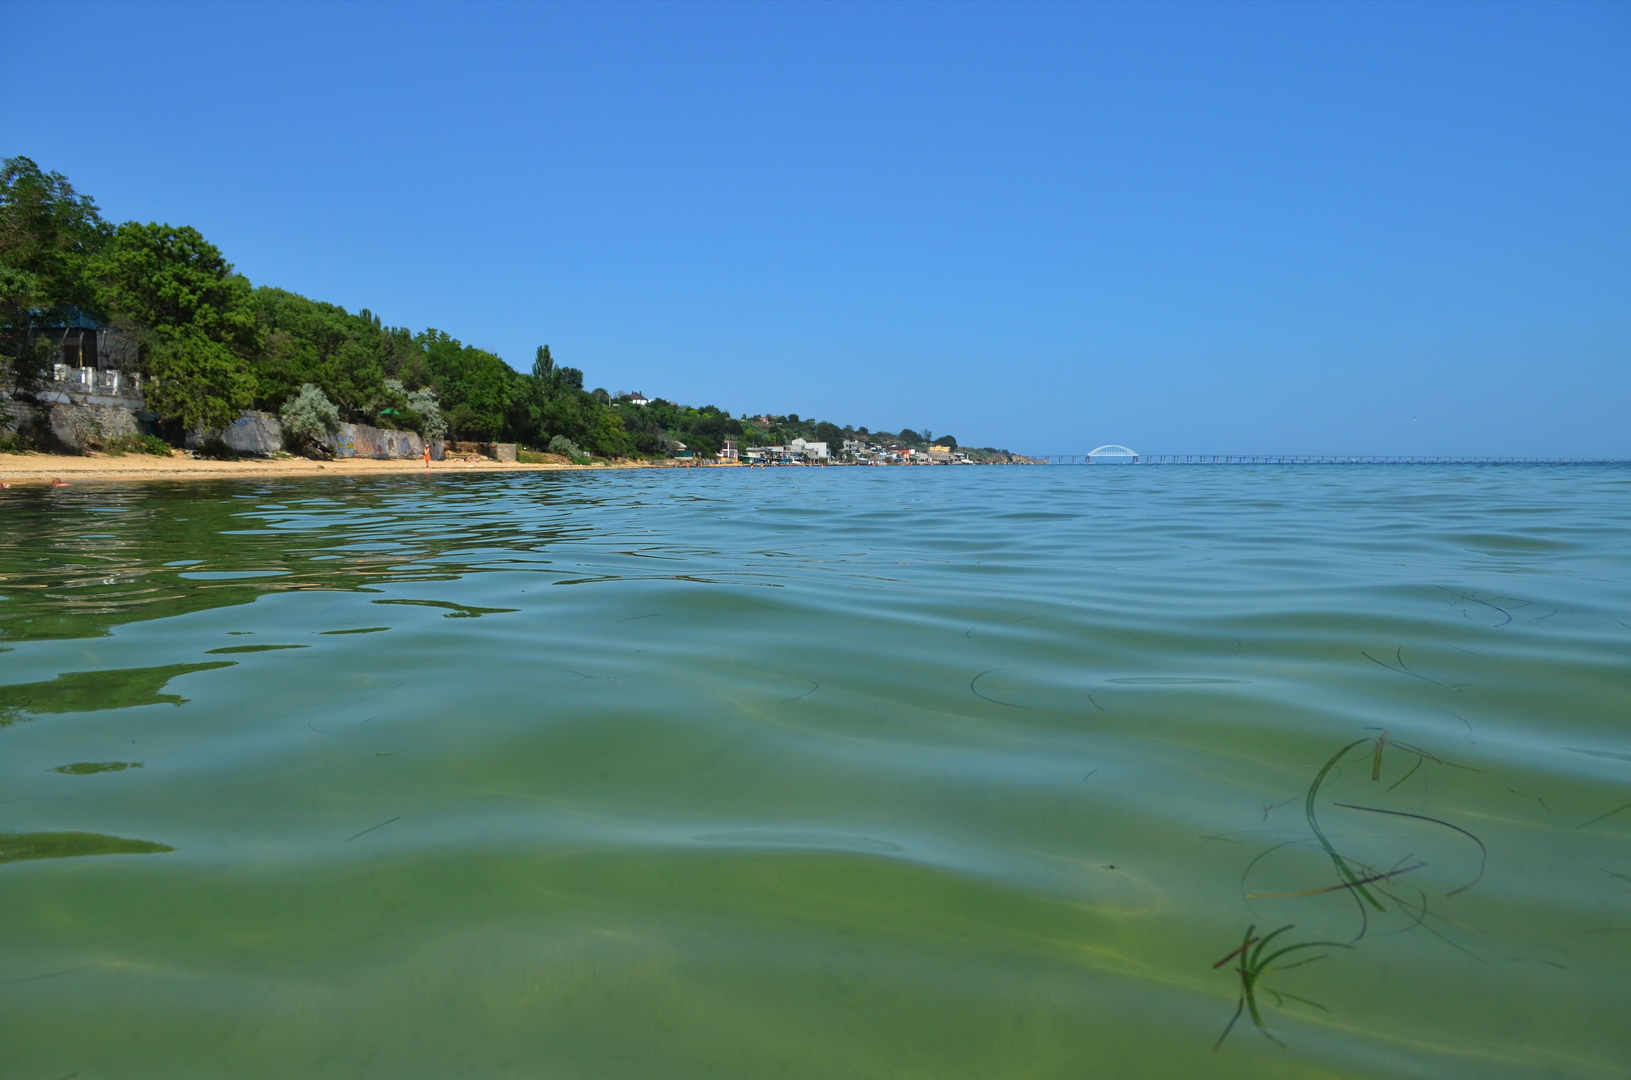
[{"left": 1042, "top": 455, "right": 1629, "bottom": 465}]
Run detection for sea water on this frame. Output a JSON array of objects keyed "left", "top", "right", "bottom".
[{"left": 1, "top": 465, "right": 1628, "bottom": 1078}]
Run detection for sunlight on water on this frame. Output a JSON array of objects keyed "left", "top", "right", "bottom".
[{"left": 1, "top": 466, "right": 1629, "bottom": 1078}]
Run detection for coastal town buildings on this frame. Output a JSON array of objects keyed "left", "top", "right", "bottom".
[
  {"left": 738, "top": 437, "right": 976, "bottom": 465},
  {"left": 789, "top": 438, "right": 828, "bottom": 460}
]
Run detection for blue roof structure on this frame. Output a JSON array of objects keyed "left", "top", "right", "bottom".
[{"left": 31, "top": 306, "right": 105, "bottom": 330}]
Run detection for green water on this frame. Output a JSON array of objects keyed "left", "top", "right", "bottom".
[{"left": 1, "top": 466, "right": 1628, "bottom": 1078}]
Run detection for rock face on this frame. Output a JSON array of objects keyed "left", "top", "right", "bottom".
[
  {"left": 49, "top": 402, "right": 140, "bottom": 449},
  {"left": 214, "top": 411, "right": 284, "bottom": 455},
  {"left": 334, "top": 422, "right": 430, "bottom": 460},
  {"left": 2, "top": 396, "right": 141, "bottom": 452},
  {"left": 183, "top": 412, "right": 441, "bottom": 459},
  {"left": 4, "top": 390, "right": 442, "bottom": 460}
]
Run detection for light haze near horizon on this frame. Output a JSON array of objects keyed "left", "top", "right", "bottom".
[{"left": 4, "top": 1, "right": 1627, "bottom": 457}]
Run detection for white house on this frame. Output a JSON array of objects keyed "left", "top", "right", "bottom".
[{"left": 789, "top": 438, "right": 829, "bottom": 460}]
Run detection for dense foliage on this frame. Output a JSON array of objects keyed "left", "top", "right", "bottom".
[
  {"left": 0, "top": 157, "right": 110, "bottom": 387},
  {"left": 279, "top": 383, "right": 342, "bottom": 453},
  {"left": 3, "top": 157, "right": 1011, "bottom": 459},
  {"left": 87, "top": 222, "right": 260, "bottom": 430}
]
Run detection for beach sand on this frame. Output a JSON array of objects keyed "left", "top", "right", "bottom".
[{"left": 0, "top": 452, "right": 677, "bottom": 486}]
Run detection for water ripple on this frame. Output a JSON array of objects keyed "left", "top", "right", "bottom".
[{"left": 1, "top": 466, "right": 1629, "bottom": 1077}]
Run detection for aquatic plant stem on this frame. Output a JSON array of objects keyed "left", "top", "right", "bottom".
[{"left": 1306, "top": 738, "right": 1387, "bottom": 912}]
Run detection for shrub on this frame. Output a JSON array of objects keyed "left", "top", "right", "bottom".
[
  {"left": 547, "top": 435, "right": 582, "bottom": 459},
  {"left": 103, "top": 433, "right": 171, "bottom": 457},
  {"left": 280, "top": 383, "right": 341, "bottom": 454},
  {"left": 407, "top": 386, "right": 447, "bottom": 441}
]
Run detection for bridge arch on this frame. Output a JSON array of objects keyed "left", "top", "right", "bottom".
[{"left": 1087, "top": 444, "right": 1139, "bottom": 464}]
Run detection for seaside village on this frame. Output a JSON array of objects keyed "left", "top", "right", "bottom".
[
  {"left": 605, "top": 396, "right": 984, "bottom": 466},
  {"left": 729, "top": 435, "right": 973, "bottom": 466}
]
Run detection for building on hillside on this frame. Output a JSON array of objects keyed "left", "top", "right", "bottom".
[
  {"left": 628, "top": 391, "right": 651, "bottom": 406},
  {"left": 718, "top": 437, "right": 739, "bottom": 463},
  {"left": 11, "top": 309, "right": 145, "bottom": 408},
  {"left": 27, "top": 308, "right": 139, "bottom": 374},
  {"left": 14, "top": 308, "right": 144, "bottom": 403},
  {"left": 928, "top": 444, "right": 953, "bottom": 462}
]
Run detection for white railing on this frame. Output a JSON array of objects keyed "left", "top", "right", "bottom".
[{"left": 51, "top": 364, "right": 142, "bottom": 397}]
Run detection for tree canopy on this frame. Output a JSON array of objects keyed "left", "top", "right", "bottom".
[
  {"left": 86, "top": 223, "right": 259, "bottom": 431},
  {"left": 0, "top": 156, "right": 109, "bottom": 317}
]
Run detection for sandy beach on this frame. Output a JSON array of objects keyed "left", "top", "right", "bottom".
[{"left": 0, "top": 451, "right": 679, "bottom": 485}]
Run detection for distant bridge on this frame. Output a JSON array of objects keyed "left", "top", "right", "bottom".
[{"left": 1042, "top": 452, "right": 1630, "bottom": 466}]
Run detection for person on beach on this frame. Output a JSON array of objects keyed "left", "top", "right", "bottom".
[{"left": 424, "top": 444, "right": 431, "bottom": 470}]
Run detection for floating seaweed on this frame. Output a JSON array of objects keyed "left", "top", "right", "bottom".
[
  {"left": 1304, "top": 738, "right": 1387, "bottom": 916},
  {"left": 1220, "top": 731, "right": 1496, "bottom": 1045},
  {"left": 1331, "top": 803, "right": 1487, "bottom": 897}
]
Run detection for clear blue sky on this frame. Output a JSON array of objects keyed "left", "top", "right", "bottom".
[{"left": 5, "top": 0, "right": 1627, "bottom": 456}]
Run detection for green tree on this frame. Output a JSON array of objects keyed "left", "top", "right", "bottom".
[
  {"left": 250, "top": 288, "right": 389, "bottom": 419},
  {"left": 678, "top": 407, "right": 743, "bottom": 460},
  {"left": 582, "top": 400, "right": 634, "bottom": 457},
  {"left": 813, "top": 421, "right": 844, "bottom": 447},
  {"left": 616, "top": 398, "right": 670, "bottom": 455},
  {"left": 87, "top": 222, "right": 258, "bottom": 431},
  {"left": 0, "top": 156, "right": 110, "bottom": 316},
  {"left": 531, "top": 344, "right": 582, "bottom": 392},
  {"left": 0, "top": 157, "right": 111, "bottom": 386},
  {"left": 0, "top": 264, "right": 47, "bottom": 386},
  {"left": 417, "top": 329, "right": 518, "bottom": 441}
]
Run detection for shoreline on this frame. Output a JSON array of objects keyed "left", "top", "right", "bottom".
[{"left": 0, "top": 451, "right": 683, "bottom": 485}]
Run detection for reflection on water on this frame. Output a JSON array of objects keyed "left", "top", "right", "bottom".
[
  {"left": 53, "top": 761, "right": 143, "bottom": 775},
  {"left": 0, "top": 831, "right": 173, "bottom": 866},
  {"left": 0, "top": 662, "right": 234, "bottom": 726},
  {"left": 369, "top": 598, "right": 519, "bottom": 617},
  {"left": 1, "top": 467, "right": 1629, "bottom": 1078},
  {"left": 205, "top": 644, "right": 309, "bottom": 655}
]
